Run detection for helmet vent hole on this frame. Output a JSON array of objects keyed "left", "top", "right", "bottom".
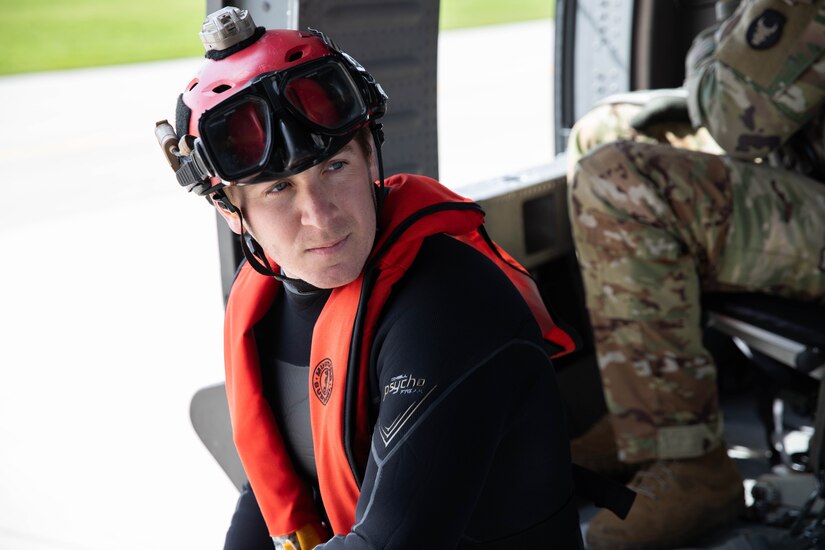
[
  {"left": 212, "top": 84, "right": 232, "bottom": 94},
  {"left": 188, "top": 80, "right": 198, "bottom": 91},
  {"left": 286, "top": 47, "right": 305, "bottom": 63}
]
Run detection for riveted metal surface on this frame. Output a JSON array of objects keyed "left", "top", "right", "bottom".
[
  {"left": 297, "top": 0, "right": 440, "bottom": 179},
  {"left": 461, "top": 157, "right": 573, "bottom": 270}
]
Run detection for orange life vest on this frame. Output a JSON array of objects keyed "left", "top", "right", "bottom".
[{"left": 223, "top": 174, "right": 577, "bottom": 538}]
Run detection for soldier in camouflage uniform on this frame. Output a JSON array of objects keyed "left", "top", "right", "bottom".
[{"left": 567, "top": 1, "right": 825, "bottom": 548}]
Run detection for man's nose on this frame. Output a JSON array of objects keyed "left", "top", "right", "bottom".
[{"left": 299, "top": 182, "right": 337, "bottom": 228}]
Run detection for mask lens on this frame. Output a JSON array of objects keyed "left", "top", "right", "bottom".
[
  {"left": 202, "top": 96, "right": 271, "bottom": 178},
  {"left": 283, "top": 62, "right": 367, "bottom": 132}
]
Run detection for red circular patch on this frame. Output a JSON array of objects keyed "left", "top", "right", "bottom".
[{"left": 312, "top": 358, "right": 334, "bottom": 405}]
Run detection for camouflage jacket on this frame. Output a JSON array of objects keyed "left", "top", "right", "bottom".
[{"left": 685, "top": 0, "right": 825, "bottom": 178}]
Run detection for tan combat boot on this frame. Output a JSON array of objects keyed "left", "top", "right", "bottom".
[
  {"left": 585, "top": 444, "right": 745, "bottom": 549},
  {"left": 570, "top": 415, "right": 642, "bottom": 481}
]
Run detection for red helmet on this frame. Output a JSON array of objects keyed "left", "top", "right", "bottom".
[{"left": 171, "top": 7, "right": 387, "bottom": 196}]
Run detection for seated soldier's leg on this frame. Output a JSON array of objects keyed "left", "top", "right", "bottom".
[
  {"left": 570, "top": 140, "right": 825, "bottom": 548},
  {"left": 566, "top": 92, "right": 722, "bottom": 178},
  {"left": 567, "top": 95, "right": 722, "bottom": 477}
]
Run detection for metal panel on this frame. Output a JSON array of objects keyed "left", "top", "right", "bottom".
[
  {"left": 297, "top": 0, "right": 440, "bottom": 179},
  {"left": 554, "top": 0, "right": 634, "bottom": 153},
  {"left": 553, "top": 0, "right": 576, "bottom": 156},
  {"left": 708, "top": 312, "right": 811, "bottom": 371},
  {"left": 460, "top": 157, "right": 573, "bottom": 270},
  {"left": 554, "top": 0, "right": 716, "bottom": 154},
  {"left": 190, "top": 383, "right": 247, "bottom": 491},
  {"left": 632, "top": 0, "right": 716, "bottom": 91},
  {"left": 212, "top": 0, "right": 299, "bottom": 28},
  {"left": 213, "top": 0, "right": 440, "bottom": 179},
  {"left": 572, "top": 0, "right": 633, "bottom": 121}
]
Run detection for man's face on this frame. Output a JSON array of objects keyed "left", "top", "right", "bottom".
[{"left": 221, "top": 141, "right": 378, "bottom": 289}]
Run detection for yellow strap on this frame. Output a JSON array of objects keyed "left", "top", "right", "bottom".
[{"left": 272, "top": 523, "right": 326, "bottom": 550}]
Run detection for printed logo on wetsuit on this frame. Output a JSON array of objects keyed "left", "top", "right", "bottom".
[
  {"left": 746, "top": 9, "right": 786, "bottom": 50},
  {"left": 383, "top": 373, "right": 427, "bottom": 401},
  {"left": 379, "top": 384, "right": 438, "bottom": 447},
  {"left": 312, "top": 358, "right": 334, "bottom": 405}
]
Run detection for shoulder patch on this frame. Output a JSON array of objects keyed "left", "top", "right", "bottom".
[{"left": 746, "top": 9, "right": 786, "bottom": 50}]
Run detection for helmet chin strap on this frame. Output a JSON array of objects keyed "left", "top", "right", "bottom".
[
  {"left": 239, "top": 225, "right": 322, "bottom": 291},
  {"left": 212, "top": 189, "right": 279, "bottom": 278},
  {"left": 240, "top": 227, "right": 319, "bottom": 290},
  {"left": 240, "top": 229, "right": 280, "bottom": 279},
  {"left": 215, "top": 191, "right": 323, "bottom": 291},
  {"left": 239, "top": 224, "right": 320, "bottom": 289},
  {"left": 371, "top": 122, "right": 387, "bottom": 230}
]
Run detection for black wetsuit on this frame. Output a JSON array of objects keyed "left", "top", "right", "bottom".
[{"left": 224, "top": 234, "right": 582, "bottom": 549}]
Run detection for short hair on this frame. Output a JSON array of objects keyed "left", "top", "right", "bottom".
[{"left": 353, "top": 126, "right": 373, "bottom": 160}]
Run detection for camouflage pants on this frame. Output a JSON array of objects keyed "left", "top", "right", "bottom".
[
  {"left": 568, "top": 98, "right": 825, "bottom": 462},
  {"left": 566, "top": 98, "right": 724, "bottom": 175}
]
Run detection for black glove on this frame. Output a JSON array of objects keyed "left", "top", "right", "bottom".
[{"left": 629, "top": 94, "right": 690, "bottom": 133}]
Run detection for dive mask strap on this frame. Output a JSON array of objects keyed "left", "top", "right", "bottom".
[
  {"left": 371, "top": 122, "right": 386, "bottom": 227},
  {"left": 176, "top": 137, "right": 217, "bottom": 196},
  {"left": 155, "top": 120, "right": 217, "bottom": 196},
  {"left": 240, "top": 231, "right": 279, "bottom": 278},
  {"left": 212, "top": 189, "right": 279, "bottom": 278}
]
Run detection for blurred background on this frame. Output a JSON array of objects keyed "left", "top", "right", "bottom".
[{"left": 0, "top": 1, "right": 557, "bottom": 548}]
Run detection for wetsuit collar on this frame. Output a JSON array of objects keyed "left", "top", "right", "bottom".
[{"left": 279, "top": 271, "right": 324, "bottom": 296}]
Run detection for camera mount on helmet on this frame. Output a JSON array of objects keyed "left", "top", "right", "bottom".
[{"left": 200, "top": 6, "right": 256, "bottom": 53}]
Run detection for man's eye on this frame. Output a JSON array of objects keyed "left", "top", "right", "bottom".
[
  {"left": 267, "top": 181, "right": 289, "bottom": 194},
  {"left": 328, "top": 160, "right": 346, "bottom": 172}
]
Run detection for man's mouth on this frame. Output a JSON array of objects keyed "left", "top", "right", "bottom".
[{"left": 306, "top": 235, "right": 349, "bottom": 255}]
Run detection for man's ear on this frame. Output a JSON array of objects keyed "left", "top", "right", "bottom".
[{"left": 213, "top": 195, "right": 243, "bottom": 235}]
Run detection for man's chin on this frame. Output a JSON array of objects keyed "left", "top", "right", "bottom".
[{"left": 294, "top": 265, "right": 362, "bottom": 290}]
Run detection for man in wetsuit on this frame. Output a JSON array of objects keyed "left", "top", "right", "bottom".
[
  {"left": 566, "top": 0, "right": 825, "bottom": 547},
  {"left": 155, "top": 7, "right": 585, "bottom": 548}
]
